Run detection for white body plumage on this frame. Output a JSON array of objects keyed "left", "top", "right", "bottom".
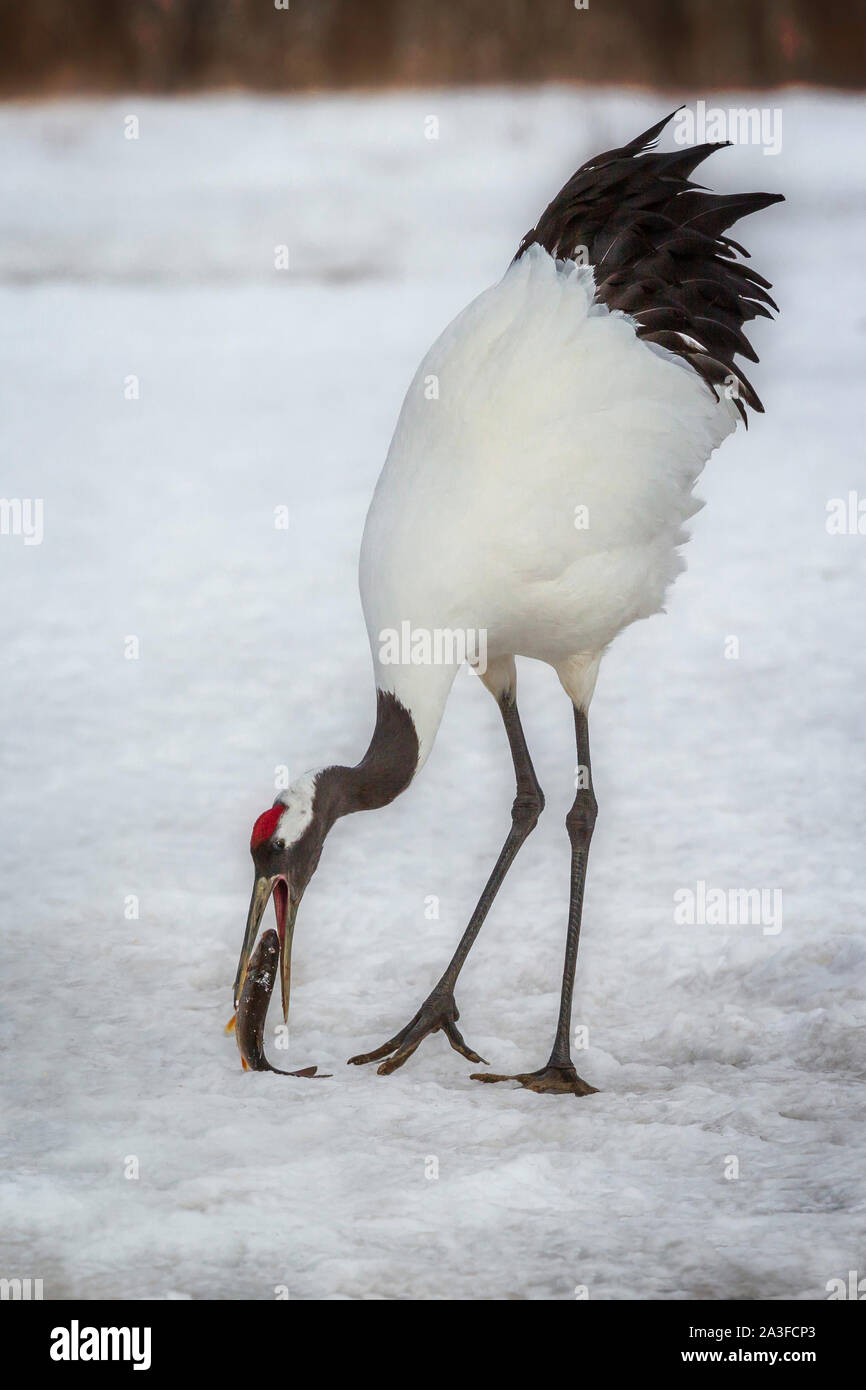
[{"left": 360, "top": 244, "right": 739, "bottom": 763}]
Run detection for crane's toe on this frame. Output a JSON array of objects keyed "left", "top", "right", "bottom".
[
  {"left": 347, "top": 990, "right": 487, "bottom": 1073},
  {"left": 470, "top": 1063, "right": 598, "bottom": 1096}
]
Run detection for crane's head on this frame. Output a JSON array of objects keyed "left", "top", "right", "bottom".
[{"left": 232, "top": 773, "right": 329, "bottom": 1025}]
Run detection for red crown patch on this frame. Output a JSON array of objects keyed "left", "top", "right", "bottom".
[{"left": 250, "top": 805, "right": 284, "bottom": 851}]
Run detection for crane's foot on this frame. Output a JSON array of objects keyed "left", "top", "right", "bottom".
[
  {"left": 347, "top": 988, "right": 487, "bottom": 1075},
  {"left": 471, "top": 1062, "right": 598, "bottom": 1096}
]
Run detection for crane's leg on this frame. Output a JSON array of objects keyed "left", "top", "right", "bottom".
[
  {"left": 472, "top": 676, "right": 599, "bottom": 1095},
  {"left": 348, "top": 658, "right": 543, "bottom": 1074}
]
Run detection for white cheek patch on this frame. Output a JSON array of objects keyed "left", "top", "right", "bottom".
[{"left": 276, "top": 773, "right": 318, "bottom": 844}]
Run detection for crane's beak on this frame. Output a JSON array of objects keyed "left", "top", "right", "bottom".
[
  {"left": 277, "top": 882, "right": 298, "bottom": 1026},
  {"left": 233, "top": 873, "right": 298, "bottom": 1024}
]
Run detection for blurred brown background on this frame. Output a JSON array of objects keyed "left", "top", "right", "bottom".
[{"left": 1, "top": 0, "right": 863, "bottom": 96}]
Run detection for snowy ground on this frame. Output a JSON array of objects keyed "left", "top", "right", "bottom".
[{"left": 1, "top": 88, "right": 864, "bottom": 1301}]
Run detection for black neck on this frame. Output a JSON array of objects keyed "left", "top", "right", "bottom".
[{"left": 316, "top": 690, "right": 419, "bottom": 825}]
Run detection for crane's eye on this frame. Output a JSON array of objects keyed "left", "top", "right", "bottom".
[{"left": 273, "top": 838, "right": 286, "bottom": 852}]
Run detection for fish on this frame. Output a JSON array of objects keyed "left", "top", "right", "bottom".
[{"left": 234, "top": 929, "right": 328, "bottom": 1077}]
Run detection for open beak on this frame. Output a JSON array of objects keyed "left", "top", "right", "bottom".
[
  {"left": 233, "top": 874, "right": 298, "bottom": 1025},
  {"left": 276, "top": 879, "right": 298, "bottom": 1026}
]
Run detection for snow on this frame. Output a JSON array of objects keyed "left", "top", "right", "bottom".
[{"left": 1, "top": 87, "right": 864, "bottom": 1301}]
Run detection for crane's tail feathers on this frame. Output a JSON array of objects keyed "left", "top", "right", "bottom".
[{"left": 515, "top": 108, "right": 784, "bottom": 425}]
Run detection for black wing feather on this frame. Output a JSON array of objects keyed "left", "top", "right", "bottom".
[{"left": 514, "top": 109, "right": 783, "bottom": 423}]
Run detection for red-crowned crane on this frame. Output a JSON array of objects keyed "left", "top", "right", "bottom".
[{"left": 233, "top": 110, "right": 783, "bottom": 1095}]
